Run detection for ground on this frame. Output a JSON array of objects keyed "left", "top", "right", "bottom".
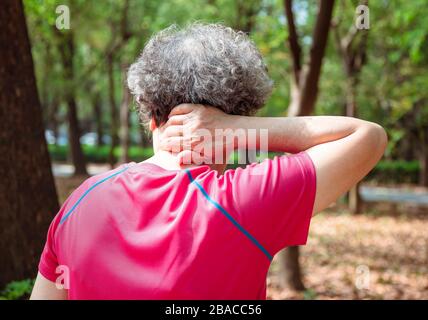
[
  {"left": 55, "top": 174, "right": 428, "bottom": 300},
  {"left": 267, "top": 205, "right": 428, "bottom": 299}
]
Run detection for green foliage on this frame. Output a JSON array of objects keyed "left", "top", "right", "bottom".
[
  {"left": 369, "top": 160, "right": 420, "bottom": 184},
  {"left": 0, "top": 279, "right": 35, "bottom": 300},
  {"left": 23, "top": 0, "right": 428, "bottom": 182}
]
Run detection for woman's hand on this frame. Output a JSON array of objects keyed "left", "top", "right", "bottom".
[{"left": 158, "top": 104, "right": 235, "bottom": 164}]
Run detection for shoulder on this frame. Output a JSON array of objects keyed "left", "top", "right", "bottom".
[
  {"left": 220, "top": 151, "right": 315, "bottom": 181},
  {"left": 57, "top": 164, "right": 132, "bottom": 224}
]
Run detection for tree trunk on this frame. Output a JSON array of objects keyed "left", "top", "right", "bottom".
[
  {"left": 279, "top": 246, "right": 305, "bottom": 291},
  {"left": 49, "top": 97, "right": 60, "bottom": 146},
  {"left": 105, "top": 0, "right": 132, "bottom": 167},
  {"left": 119, "top": 65, "right": 131, "bottom": 163},
  {"left": 333, "top": 1, "right": 369, "bottom": 213},
  {"left": 107, "top": 54, "right": 119, "bottom": 167},
  {"left": 66, "top": 95, "right": 87, "bottom": 175},
  {"left": 285, "top": 0, "right": 335, "bottom": 117},
  {"left": 279, "top": 0, "right": 335, "bottom": 292},
  {"left": 92, "top": 93, "right": 104, "bottom": 146},
  {"left": 345, "top": 77, "right": 362, "bottom": 213},
  {"left": 56, "top": 30, "right": 87, "bottom": 175},
  {"left": 419, "top": 126, "right": 428, "bottom": 187},
  {"left": 0, "top": 0, "right": 59, "bottom": 288}
]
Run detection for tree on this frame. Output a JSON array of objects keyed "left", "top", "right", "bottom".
[
  {"left": 92, "top": 91, "right": 105, "bottom": 147},
  {"left": 0, "top": 0, "right": 59, "bottom": 288},
  {"left": 279, "top": 0, "right": 335, "bottom": 291},
  {"left": 55, "top": 28, "right": 88, "bottom": 175},
  {"left": 332, "top": 0, "right": 369, "bottom": 213},
  {"left": 284, "top": 0, "right": 335, "bottom": 117},
  {"left": 234, "top": 0, "right": 262, "bottom": 33},
  {"left": 119, "top": 64, "right": 132, "bottom": 163},
  {"left": 106, "top": 0, "right": 132, "bottom": 167},
  {"left": 375, "top": 0, "right": 428, "bottom": 187}
]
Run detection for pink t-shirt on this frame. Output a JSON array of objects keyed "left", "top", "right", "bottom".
[{"left": 38, "top": 152, "right": 316, "bottom": 299}]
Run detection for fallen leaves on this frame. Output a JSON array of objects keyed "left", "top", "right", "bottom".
[{"left": 267, "top": 209, "right": 428, "bottom": 300}]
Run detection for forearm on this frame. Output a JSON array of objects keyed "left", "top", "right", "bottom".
[{"left": 230, "top": 115, "right": 375, "bottom": 153}]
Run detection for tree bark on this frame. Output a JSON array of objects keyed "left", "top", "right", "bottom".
[
  {"left": 66, "top": 94, "right": 87, "bottom": 175},
  {"left": 333, "top": 2, "right": 369, "bottom": 213},
  {"left": 279, "top": 246, "right": 305, "bottom": 291},
  {"left": 107, "top": 53, "right": 119, "bottom": 167},
  {"left": 285, "top": 0, "right": 335, "bottom": 117},
  {"left": 92, "top": 92, "right": 104, "bottom": 147},
  {"left": 119, "top": 65, "right": 131, "bottom": 163},
  {"left": 49, "top": 97, "right": 60, "bottom": 145},
  {"left": 106, "top": 0, "right": 131, "bottom": 167},
  {"left": 345, "top": 77, "right": 363, "bottom": 213},
  {"left": 279, "top": 0, "right": 335, "bottom": 292},
  {"left": 0, "top": 0, "right": 59, "bottom": 288},
  {"left": 56, "top": 30, "right": 87, "bottom": 175},
  {"left": 418, "top": 123, "right": 428, "bottom": 187}
]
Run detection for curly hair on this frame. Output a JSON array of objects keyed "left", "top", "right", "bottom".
[{"left": 127, "top": 23, "right": 273, "bottom": 126}]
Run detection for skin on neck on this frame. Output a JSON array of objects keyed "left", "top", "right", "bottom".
[{"left": 144, "top": 124, "right": 228, "bottom": 174}]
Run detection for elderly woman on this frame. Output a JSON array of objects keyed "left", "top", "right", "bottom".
[{"left": 31, "top": 23, "right": 387, "bottom": 299}]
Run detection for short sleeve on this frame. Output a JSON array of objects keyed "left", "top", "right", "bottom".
[
  {"left": 38, "top": 213, "right": 61, "bottom": 282},
  {"left": 225, "top": 151, "right": 316, "bottom": 255},
  {"left": 37, "top": 175, "right": 94, "bottom": 282},
  {"left": 37, "top": 166, "right": 128, "bottom": 283}
]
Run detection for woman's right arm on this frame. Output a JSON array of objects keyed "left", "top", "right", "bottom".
[
  {"left": 232, "top": 115, "right": 388, "bottom": 214},
  {"left": 162, "top": 105, "right": 388, "bottom": 215}
]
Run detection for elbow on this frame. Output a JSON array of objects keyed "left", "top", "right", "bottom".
[
  {"left": 374, "top": 123, "right": 388, "bottom": 154},
  {"left": 366, "top": 123, "right": 388, "bottom": 158}
]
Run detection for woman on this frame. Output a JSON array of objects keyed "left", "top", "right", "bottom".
[{"left": 31, "top": 23, "right": 387, "bottom": 299}]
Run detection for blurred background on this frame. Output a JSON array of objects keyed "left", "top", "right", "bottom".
[{"left": 0, "top": 0, "right": 427, "bottom": 299}]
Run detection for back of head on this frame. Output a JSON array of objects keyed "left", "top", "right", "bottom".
[{"left": 127, "top": 23, "right": 273, "bottom": 126}]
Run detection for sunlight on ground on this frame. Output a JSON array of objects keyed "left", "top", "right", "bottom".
[{"left": 267, "top": 210, "right": 428, "bottom": 299}]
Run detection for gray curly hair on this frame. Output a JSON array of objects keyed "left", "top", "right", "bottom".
[{"left": 127, "top": 23, "right": 273, "bottom": 126}]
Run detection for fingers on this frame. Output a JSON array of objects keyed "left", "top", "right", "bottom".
[
  {"left": 160, "top": 136, "right": 187, "bottom": 153},
  {"left": 162, "top": 125, "right": 183, "bottom": 138},
  {"left": 177, "top": 149, "right": 216, "bottom": 166},
  {"left": 169, "top": 103, "right": 198, "bottom": 117},
  {"left": 165, "top": 115, "right": 189, "bottom": 126},
  {"left": 177, "top": 150, "right": 208, "bottom": 166}
]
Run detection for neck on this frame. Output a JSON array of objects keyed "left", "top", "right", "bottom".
[
  {"left": 147, "top": 129, "right": 228, "bottom": 173},
  {"left": 144, "top": 150, "right": 228, "bottom": 173}
]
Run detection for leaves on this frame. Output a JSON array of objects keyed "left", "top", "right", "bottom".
[{"left": 0, "top": 279, "right": 34, "bottom": 300}]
